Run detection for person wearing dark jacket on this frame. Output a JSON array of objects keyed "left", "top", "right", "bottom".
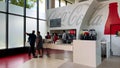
[{"left": 26, "top": 30, "right": 36, "bottom": 58}]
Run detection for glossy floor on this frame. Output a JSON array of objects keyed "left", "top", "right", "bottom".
[
  {"left": 18, "top": 56, "right": 120, "bottom": 68},
  {"left": 0, "top": 50, "right": 71, "bottom": 68},
  {"left": 0, "top": 50, "right": 120, "bottom": 68},
  {"left": 0, "top": 53, "right": 30, "bottom": 68}
]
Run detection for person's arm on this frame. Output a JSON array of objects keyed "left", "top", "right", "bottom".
[{"left": 26, "top": 33, "right": 31, "bottom": 36}]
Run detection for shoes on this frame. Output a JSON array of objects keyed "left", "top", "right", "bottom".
[
  {"left": 47, "top": 54, "right": 50, "bottom": 57},
  {"left": 33, "top": 56, "right": 37, "bottom": 58},
  {"left": 39, "top": 56, "right": 43, "bottom": 58}
]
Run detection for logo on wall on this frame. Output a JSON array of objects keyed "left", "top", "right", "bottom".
[{"left": 104, "top": 2, "right": 120, "bottom": 35}]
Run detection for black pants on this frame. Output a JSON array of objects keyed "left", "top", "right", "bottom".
[
  {"left": 62, "top": 40, "right": 66, "bottom": 44},
  {"left": 28, "top": 43, "right": 35, "bottom": 57}
]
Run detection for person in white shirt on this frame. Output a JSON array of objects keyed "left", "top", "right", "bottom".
[{"left": 62, "top": 30, "right": 67, "bottom": 43}]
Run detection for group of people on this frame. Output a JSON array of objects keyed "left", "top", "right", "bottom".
[
  {"left": 46, "top": 30, "right": 72, "bottom": 44},
  {"left": 45, "top": 32, "right": 59, "bottom": 43},
  {"left": 26, "top": 30, "right": 43, "bottom": 58},
  {"left": 26, "top": 30, "right": 72, "bottom": 58}
]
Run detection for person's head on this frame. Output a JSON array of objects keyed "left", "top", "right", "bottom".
[
  {"left": 52, "top": 33, "right": 54, "bottom": 36},
  {"left": 32, "top": 30, "right": 35, "bottom": 34},
  {"left": 47, "top": 32, "right": 49, "bottom": 35},
  {"left": 63, "top": 30, "right": 65, "bottom": 32},
  {"left": 37, "top": 31, "right": 40, "bottom": 35},
  {"left": 54, "top": 33, "right": 57, "bottom": 36}
]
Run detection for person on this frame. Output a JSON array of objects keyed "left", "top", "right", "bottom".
[
  {"left": 45, "top": 32, "right": 51, "bottom": 39},
  {"left": 36, "top": 31, "right": 43, "bottom": 57},
  {"left": 53, "top": 33, "right": 58, "bottom": 43},
  {"left": 26, "top": 30, "right": 36, "bottom": 58},
  {"left": 45, "top": 32, "right": 51, "bottom": 57},
  {"left": 62, "top": 30, "right": 67, "bottom": 43}
]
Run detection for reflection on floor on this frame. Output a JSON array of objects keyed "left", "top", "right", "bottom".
[
  {"left": 0, "top": 49, "right": 72, "bottom": 68},
  {"left": 19, "top": 57, "right": 67, "bottom": 68},
  {"left": 0, "top": 53, "right": 30, "bottom": 68},
  {"left": 0, "top": 49, "right": 120, "bottom": 68},
  {"left": 59, "top": 56, "right": 120, "bottom": 68}
]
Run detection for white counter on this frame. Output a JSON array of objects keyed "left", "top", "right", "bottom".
[
  {"left": 43, "top": 43, "right": 73, "bottom": 51},
  {"left": 43, "top": 40, "right": 101, "bottom": 67},
  {"left": 73, "top": 40, "right": 101, "bottom": 67}
]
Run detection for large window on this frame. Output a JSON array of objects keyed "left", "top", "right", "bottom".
[
  {"left": 26, "top": 0, "right": 37, "bottom": 18},
  {"left": 61, "top": 0, "right": 65, "bottom": 7},
  {"left": 0, "top": 0, "right": 6, "bottom": 12},
  {"left": 0, "top": 0, "right": 47, "bottom": 49},
  {"left": 26, "top": 18, "right": 37, "bottom": 33},
  {"left": 8, "top": 15, "right": 24, "bottom": 48},
  {"left": 55, "top": 0, "right": 59, "bottom": 8},
  {"left": 55, "top": 0, "right": 66, "bottom": 8},
  {"left": 39, "top": 20, "right": 47, "bottom": 39},
  {"left": 0, "top": 13, "right": 6, "bottom": 49},
  {"left": 67, "top": 2, "right": 72, "bottom": 6},
  {"left": 26, "top": 18, "right": 37, "bottom": 43},
  {"left": 55, "top": 0, "right": 73, "bottom": 8},
  {"left": 39, "top": 0, "right": 46, "bottom": 19},
  {"left": 9, "top": 0, "right": 24, "bottom": 15}
]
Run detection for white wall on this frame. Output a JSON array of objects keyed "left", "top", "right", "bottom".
[
  {"left": 47, "top": 1, "right": 103, "bottom": 65},
  {"left": 47, "top": 0, "right": 94, "bottom": 39},
  {"left": 47, "top": 0, "right": 120, "bottom": 57},
  {"left": 81, "top": 1, "right": 120, "bottom": 56},
  {"left": 46, "top": 0, "right": 120, "bottom": 65}
]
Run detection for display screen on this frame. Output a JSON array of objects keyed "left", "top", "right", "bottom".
[{"left": 50, "top": 18, "right": 61, "bottom": 27}]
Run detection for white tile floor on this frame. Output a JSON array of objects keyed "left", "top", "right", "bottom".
[
  {"left": 18, "top": 51, "right": 120, "bottom": 68},
  {"left": 19, "top": 56, "right": 67, "bottom": 68}
]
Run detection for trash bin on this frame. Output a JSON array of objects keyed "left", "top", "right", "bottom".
[{"left": 101, "top": 41, "right": 106, "bottom": 58}]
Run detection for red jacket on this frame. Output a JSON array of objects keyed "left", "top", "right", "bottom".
[{"left": 53, "top": 36, "right": 58, "bottom": 43}]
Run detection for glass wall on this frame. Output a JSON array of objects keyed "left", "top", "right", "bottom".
[
  {"left": 26, "top": 18, "right": 37, "bottom": 43},
  {"left": 0, "top": 0, "right": 6, "bottom": 12},
  {"left": 26, "top": 18, "right": 37, "bottom": 33},
  {"left": 67, "top": 2, "right": 72, "bottom": 6},
  {"left": 39, "top": 20, "right": 47, "bottom": 39},
  {"left": 0, "top": 13, "right": 6, "bottom": 49},
  {"left": 9, "top": 0, "right": 24, "bottom": 15},
  {"left": 55, "top": 0, "right": 59, "bottom": 8},
  {"left": 39, "top": 0, "right": 46, "bottom": 19},
  {"left": 26, "top": 0, "right": 37, "bottom": 18},
  {"left": 55, "top": 0, "right": 73, "bottom": 8},
  {"left": 8, "top": 15, "right": 24, "bottom": 48},
  {"left": 0, "top": 0, "right": 47, "bottom": 49},
  {"left": 61, "top": 0, "right": 66, "bottom": 7}
]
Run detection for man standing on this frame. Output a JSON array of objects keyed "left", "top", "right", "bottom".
[
  {"left": 36, "top": 31, "right": 43, "bottom": 57},
  {"left": 26, "top": 30, "right": 36, "bottom": 58},
  {"left": 62, "top": 30, "right": 67, "bottom": 44}
]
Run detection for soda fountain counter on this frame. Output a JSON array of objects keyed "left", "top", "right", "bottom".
[
  {"left": 43, "top": 40, "right": 101, "bottom": 67},
  {"left": 73, "top": 40, "right": 101, "bottom": 67},
  {"left": 43, "top": 40, "right": 73, "bottom": 51}
]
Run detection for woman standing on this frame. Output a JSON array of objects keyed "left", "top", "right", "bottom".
[{"left": 53, "top": 33, "right": 58, "bottom": 43}]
